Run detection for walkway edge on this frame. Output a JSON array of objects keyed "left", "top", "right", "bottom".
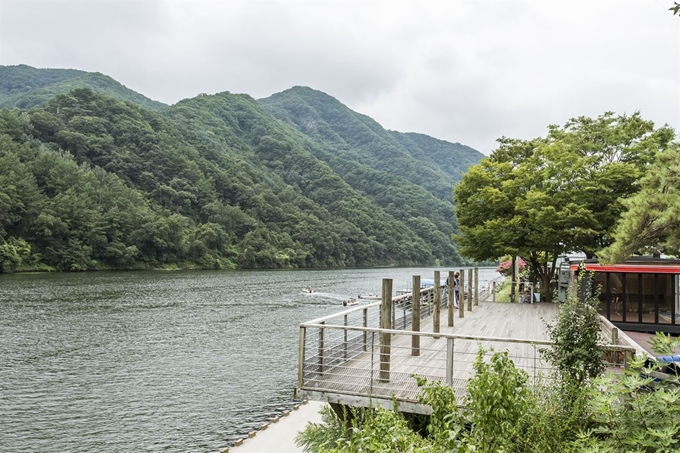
[{"left": 221, "top": 400, "right": 325, "bottom": 453}]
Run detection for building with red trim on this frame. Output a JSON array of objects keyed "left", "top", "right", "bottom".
[{"left": 569, "top": 257, "right": 680, "bottom": 334}]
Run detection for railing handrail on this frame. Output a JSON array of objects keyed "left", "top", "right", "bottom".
[
  {"left": 303, "top": 301, "right": 382, "bottom": 325},
  {"left": 300, "top": 285, "right": 443, "bottom": 325},
  {"left": 298, "top": 322, "right": 637, "bottom": 353},
  {"left": 300, "top": 322, "right": 553, "bottom": 346}
]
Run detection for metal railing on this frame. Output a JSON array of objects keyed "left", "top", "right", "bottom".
[
  {"left": 297, "top": 284, "right": 445, "bottom": 385},
  {"left": 298, "top": 323, "right": 556, "bottom": 403},
  {"left": 297, "top": 282, "right": 636, "bottom": 408}
]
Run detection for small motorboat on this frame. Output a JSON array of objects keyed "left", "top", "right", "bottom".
[
  {"left": 302, "top": 286, "right": 315, "bottom": 294},
  {"left": 343, "top": 298, "right": 359, "bottom": 307}
]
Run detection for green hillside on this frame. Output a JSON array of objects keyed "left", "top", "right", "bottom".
[
  {"left": 390, "top": 131, "right": 482, "bottom": 185},
  {"left": 0, "top": 72, "right": 483, "bottom": 272},
  {"left": 259, "top": 86, "right": 482, "bottom": 202},
  {"left": 259, "top": 87, "right": 484, "bottom": 263},
  {"left": 0, "top": 65, "right": 165, "bottom": 110}
]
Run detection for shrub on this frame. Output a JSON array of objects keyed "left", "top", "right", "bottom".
[
  {"left": 464, "top": 347, "right": 532, "bottom": 453},
  {"left": 543, "top": 267, "right": 605, "bottom": 387},
  {"left": 573, "top": 361, "right": 680, "bottom": 453},
  {"left": 294, "top": 404, "right": 350, "bottom": 453}
]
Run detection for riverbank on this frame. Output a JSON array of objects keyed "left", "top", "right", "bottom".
[{"left": 224, "top": 401, "right": 325, "bottom": 453}]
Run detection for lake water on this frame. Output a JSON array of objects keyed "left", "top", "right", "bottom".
[{"left": 0, "top": 267, "right": 498, "bottom": 453}]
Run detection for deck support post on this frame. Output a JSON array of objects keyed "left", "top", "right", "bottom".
[
  {"left": 380, "top": 278, "right": 393, "bottom": 382},
  {"left": 511, "top": 256, "right": 518, "bottom": 303},
  {"left": 412, "top": 275, "right": 421, "bottom": 356},
  {"left": 329, "top": 403, "right": 357, "bottom": 428},
  {"left": 298, "top": 326, "right": 306, "bottom": 389},
  {"left": 392, "top": 296, "right": 396, "bottom": 330},
  {"left": 448, "top": 271, "right": 455, "bottom": 327},
  {"left": 446, "top": 338, "right": 455, "bottom": 386},
  {"left": 474, "top": 267, "right": 479, "bottom": 306},
  {"left": 433, "top": 271, "right": 441, "bottom": 337},
  {"left": 363, "top": 307, "right": 368, "bottom": 352},
  {"left": 344, "top": 314, "right": 348, "bottom": 359},
  {"left": 467, "top": 269, "right": 473, "bottom": 311},
  {"left": 533, "top": 345, "right": 537, "bottom": 387},
  {"left": 318, "top": 321, "right": 325, "bottom": 374},
  {"left": 459, "top": 269, "right": 465, "bottom": 318}
]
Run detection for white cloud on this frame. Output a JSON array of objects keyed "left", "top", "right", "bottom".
[{"left": 1, "top": 0, "right": 678, "bottom": 154}]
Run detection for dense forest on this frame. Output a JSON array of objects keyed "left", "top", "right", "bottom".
[
  {"left": 0, "top": 64, "right": 165, "bottom": 111},
  {"left": 0, "top": 65, "right": 483, "bottom": 272}
]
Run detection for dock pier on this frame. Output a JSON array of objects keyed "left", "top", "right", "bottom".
[{"left": 296, "top": 269, "right": 634, "bottom": 415}]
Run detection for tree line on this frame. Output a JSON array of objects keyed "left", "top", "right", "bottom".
[
  {"left": 0, "top": 87, "right": 476, "bottom": 272},
  {"left": 454, "top": 111, "right": 677, "bottom": 300}
]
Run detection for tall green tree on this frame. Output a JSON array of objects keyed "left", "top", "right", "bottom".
[
  {"left": 454, "top": 112, "right": 675, "bottom": 300},
  {"left": 601, "top": 141, "right": 680, "bottom": 261}
]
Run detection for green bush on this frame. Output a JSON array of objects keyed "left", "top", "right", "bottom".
[
  {"left": 294, "top": 405, "right": 348, "bottom": 452},
  {"left": 295, "top": 403, "right": 430, "bottom": 453},
  {"left": 573, "top": 363, "right": 680, "bottom": 452},
  {"left": 543, "top": 267, "right": 605, "bottom": 387},
  {"left": 464, "top": 348, "right": 532, "bottom": 453}
]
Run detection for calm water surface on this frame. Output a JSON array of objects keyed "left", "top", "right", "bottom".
[{"left": 0, "top": 267, "right": 497, "bottom": 452}]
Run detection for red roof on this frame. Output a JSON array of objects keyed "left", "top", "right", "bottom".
[{"left": 570, "top": 263, "right": 680, "bottom": 274}]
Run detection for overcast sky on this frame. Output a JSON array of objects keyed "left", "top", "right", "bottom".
[{"left": 0, "top": 0, "right": 678, "bottom": 154}]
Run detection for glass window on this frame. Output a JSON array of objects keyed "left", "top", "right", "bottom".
[{"left": 658, "top": 274, "right": 672, "bottom": 325}]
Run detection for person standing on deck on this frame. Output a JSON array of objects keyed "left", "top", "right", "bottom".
[{"left": 453, "top": 271, "right": 460, "bottom": 308}]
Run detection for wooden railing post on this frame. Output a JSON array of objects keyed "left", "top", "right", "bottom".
[
  {"left": 448, "top": 270, "right": 455, "bottom": 327},
  {"left": 467, "top": 269, "right": 473, "bottom": 311},
  {"left": 433, "top": 270, "right": 441, "bottom": 337},
  {"left": 380, "top": 278, "right": 393, "bottom": 382},
  {"left": 446, "top": 338, "right": 455, "bottom": 386},
  {"left": 363, "top": 307, "right": 368, "bottom": 352},
  {"left": 318, "top": 321, "right": 325, "bottom": 373},
  {"left": 298, "top": 326, "right": 306, "bottom": 389},
  {"left": 412, "top": 275, "right": 421, "bottom": 356},
  {"left": 611, "top": 327, "right": 619, "bottom": 363},
  {"left": 492, "top": 281, "right": 496, "bottom": 302},
  {"left": 459, "top": 269, "right": 465, "bottom": 318},
  {"left": 392, "top": 297, "right": 396, "bottom": 330},
  {"left": 344, "top": 314, "right": 348, "bottom": 359},
  {"left": 474, "top": 267, "right": 479, "bottom": 306}
]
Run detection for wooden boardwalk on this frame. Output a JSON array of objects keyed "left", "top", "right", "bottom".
[{"left": 297, "top": 300, "right": 560, "bottom": 414}]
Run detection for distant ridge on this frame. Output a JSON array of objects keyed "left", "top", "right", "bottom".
[
  {"left": 259, "top": 86, "right": 484, "bottom": 201},
  {"left": 0, "top": 64, "right": 166, "bottom": 110},
  {"left": 390, "top": 131, "right": 482, "bottom": 184}
]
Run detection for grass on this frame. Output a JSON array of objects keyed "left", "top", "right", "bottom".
[{"left": 494, "top": 278, "right": 513, "bottom": 303}]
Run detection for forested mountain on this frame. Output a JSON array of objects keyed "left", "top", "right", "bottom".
[
  {"left": 260, "top": 87, "right": 476, "bottom": 202},
  {"left": 389, "top": 131, "right": 482, "bottom": 186},
  {"left": 0, "top": 69, "right": 483, "bottom": 272},
  {"left": 0, "top": 65, "right": 165, "bottom": 110},
  {"left": 259, "top": 87, "right": 484, "bottom": 256}
]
